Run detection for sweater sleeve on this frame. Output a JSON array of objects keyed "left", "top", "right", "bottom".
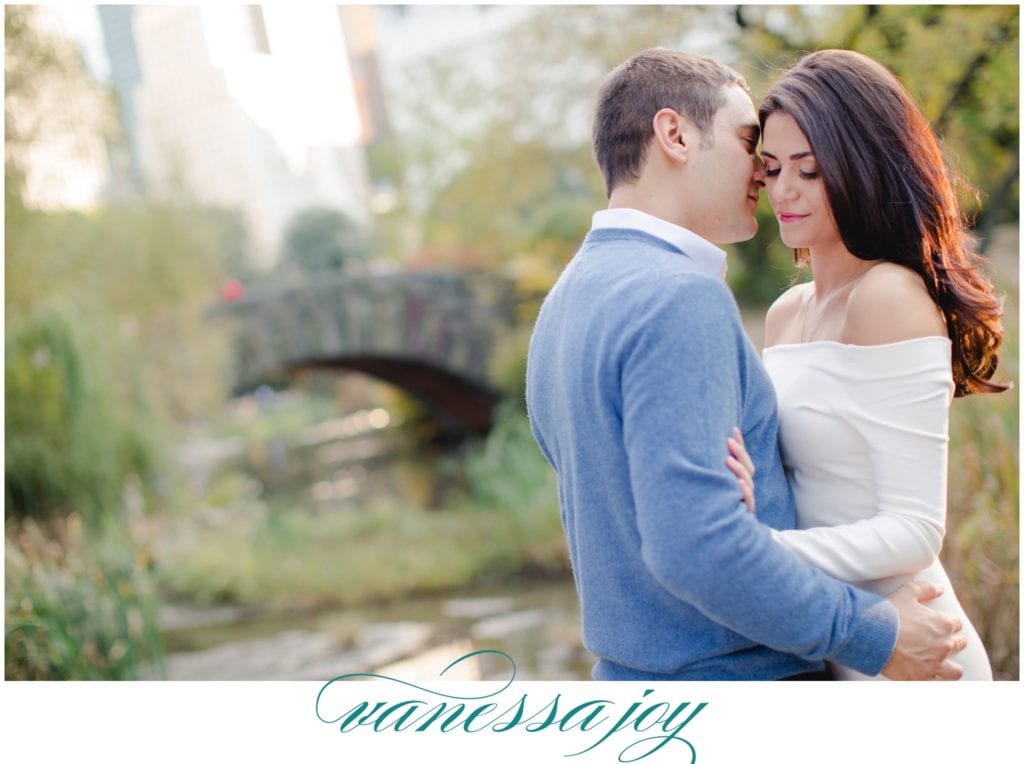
[
  {"left": 621, "top": 277, "right": 896, "bottom": 675},
  {"left": 770, "top": 341, "right": 953, "bottom": 582}
]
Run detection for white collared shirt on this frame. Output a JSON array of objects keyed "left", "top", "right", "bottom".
[{"left": 591, "top": 207, "right": 728, "bottom": 281}]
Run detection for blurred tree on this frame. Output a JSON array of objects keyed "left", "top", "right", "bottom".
[
  {"left": 4, "top": 5, "right": 117, "bottom": 207},
  {"left": 389, "top": 5, "right": 726, "bottom": 276},
  {"left": 279, "top": 206, "right": 370, "bottom": 275},
  {"left": 6, "top": 202, "right": 236, "bottom": 425},
  {"left": 4, "top": 305, "right": 161, "bottom": 525},
  {"left": 5, "top": 6, "right": 239, "bottom": 523}
]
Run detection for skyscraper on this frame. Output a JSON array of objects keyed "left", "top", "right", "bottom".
[{"left": 96, "top": 5, "right": 143, "bottom": 190}]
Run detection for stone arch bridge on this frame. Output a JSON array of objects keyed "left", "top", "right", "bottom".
[{"left": 212, "top": 271, "right": 523, "bottom": 435}]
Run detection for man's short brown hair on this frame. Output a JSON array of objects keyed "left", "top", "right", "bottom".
[{"left": 593, "top": 48, "right": 748, "bottom": 197}]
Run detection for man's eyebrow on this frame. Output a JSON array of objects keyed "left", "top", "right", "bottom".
[
  {"left": 741, "top": 123, "right": 761, "bottom": 142},
  {"left": 760, "top": 149, "right": 814, "bottom": 160}
]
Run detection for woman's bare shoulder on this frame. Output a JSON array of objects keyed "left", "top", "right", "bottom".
[
  {"left": 765, "top": 281, "right": 812, "bottom": 347},
  {"left": 843, "top": 262, "right": 946, "bottom": 345}
]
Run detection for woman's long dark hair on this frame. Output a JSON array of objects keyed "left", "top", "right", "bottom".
[{"left": 759, "top": 49, "right": 1007, "bottom": 397}]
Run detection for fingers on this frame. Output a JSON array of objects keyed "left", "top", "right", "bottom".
[
  {"left": 933, "top": 659, "right": 965, "bottom": 681},
  {"left": 951, "top": 633, "right": 968, "bottom": 655},
  {"left": 727, "top": 427, "right": 755, "bottom": 477},
  {"left": 913, "top": 577, "right": 942, "bottom": 602},
  {"left": 726, "top": 428, "right": 756, "bottom": 513},
  {"left": 738, "top": 473, "right": 755, "bottom": 513},
  {"left": 922, "top": 633, "right": 966, "bottom": 679},
  {"left": 885, "top": 581, "right": 970, "bottom": 681},
  {"left": 726, "top": 455, "right": 751, "bottom": 483},
  {"left": 904, "top": 579, "right": 945, "bottom": 604},
  {"left": 726, "top": 455, "right": 755, "bottom": 512}
]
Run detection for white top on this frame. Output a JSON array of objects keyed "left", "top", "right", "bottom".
[
  {"left": 762, "top": 336, "right": 953, "bottom": 585},
  {"left": 763, "top": 336, "right": 992, "bottom": 679},
  {"left": 591, "top": 208, "right": 728, "bottom": 281}
]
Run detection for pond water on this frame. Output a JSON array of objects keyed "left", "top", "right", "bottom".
[{"left": 161, "top": 578, "right": 593, "bottom": 681}]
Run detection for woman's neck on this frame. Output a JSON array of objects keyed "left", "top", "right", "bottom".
[{"left": 807, "top": 243, "right": 876, "bottom": 297}]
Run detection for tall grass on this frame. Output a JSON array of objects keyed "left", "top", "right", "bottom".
[
  {"left": 945, "top": 390, "right": 1019, "bottom": 680},
  {"left": 5, "top": 515, "right": 165, "bottom": 680},
  {"left": 942, "top": 256, "right": 1019, "bottom": 680},
  {"left": 156, "top": 405, "right": 567, "bottom": 610}
]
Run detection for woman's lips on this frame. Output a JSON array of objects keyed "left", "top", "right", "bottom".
[{"left": 778, "top": 212, "right": 808, "bottom": 223}]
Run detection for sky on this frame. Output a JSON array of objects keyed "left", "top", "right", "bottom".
[{"left": 52, "top": 4, "right": 110, "bottom": 80}]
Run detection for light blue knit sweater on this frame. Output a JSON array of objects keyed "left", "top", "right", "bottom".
[{"left": 526, "top": 226, "right": 898, "bottom": 680}]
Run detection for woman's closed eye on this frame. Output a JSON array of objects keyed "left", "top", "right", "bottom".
[{"left": 763, "top": 166, "right": 820, "bottom": 180}]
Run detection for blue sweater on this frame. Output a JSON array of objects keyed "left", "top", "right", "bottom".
[{"left": 526, "top": 227, "right": 898, "bottom": 679}]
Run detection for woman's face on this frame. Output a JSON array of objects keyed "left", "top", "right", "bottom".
[{"left": 760, "top": 112, "right": 844, "bottom": 254}]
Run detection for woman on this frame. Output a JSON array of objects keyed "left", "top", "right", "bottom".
[{"left": 741, "top": 49, "right": 1006, "bottom": 680}]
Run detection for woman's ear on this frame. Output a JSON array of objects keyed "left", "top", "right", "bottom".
[{"left": 651, "top": 107, "right": 693, "bottom": 165}]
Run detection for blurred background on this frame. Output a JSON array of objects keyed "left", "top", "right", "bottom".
[{"left": 4, "top": 4, "right": 1018, "bottom": 681}]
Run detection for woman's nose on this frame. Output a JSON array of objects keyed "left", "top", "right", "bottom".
[{"left": 770, "top": 172, "right": 797, "bottom": 203}]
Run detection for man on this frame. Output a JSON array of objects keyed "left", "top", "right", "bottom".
[{"left": 525, "top": 48, "right": 965, "bottom": 680}]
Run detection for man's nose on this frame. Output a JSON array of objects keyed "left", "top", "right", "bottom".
[{"left": 752, "top": 154, "right": 766, "bottom": 187}]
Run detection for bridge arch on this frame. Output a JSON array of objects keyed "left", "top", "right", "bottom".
[{"left": 213, "top": 270, "right": 520, "bottom": 435}]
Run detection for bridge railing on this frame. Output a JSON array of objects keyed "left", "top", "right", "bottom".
[{"left": 209, "top": 270, "right": 523, "bottom": 432}]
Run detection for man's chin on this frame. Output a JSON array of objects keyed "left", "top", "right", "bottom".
[{"left": 717, "top": 220, "right": 759, "bottom": 245}]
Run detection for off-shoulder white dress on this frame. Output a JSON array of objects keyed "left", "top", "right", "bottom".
[{"left": 762, "top": 336, "right": 992, "bottom": 680}]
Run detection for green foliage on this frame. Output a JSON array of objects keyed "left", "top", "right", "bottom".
[
  {"left": 945, "top": 388, "right": 1019, "bottom": 680},
  {"left": 485, "top": 325, "right": 534, "bottom": 405},
  {"left": 279, "top": 206, "right": 369, "bottom": 275},
  {"left": 942, "top": 247, "right": 1019, "bottom": 680},
  {"left": 5, "top": 199, "right": 239, "bottom": 529},
  {"left": 726, "top": 203, "right": 806, "bottom": 305},
  {"left": 419, "top": 142, "right": 598, "bottom": 269},
  {"left": 464, "top": 402, "right": 557, "bottom": 515},
  {"left": 157, "top": 403, "right": 566, "bottom": 609},
  {"left": 389, "top": 5, "right": 717, "bottom": 267},
  {"left": 157, "top": 488, "right": 566, "bottom": 610},
  {"left": 6, "top": 202, "right": 236, "bottom": 425},
  {"left": 5, "top": 516, "right": 165, "bottom": 680},
  {"left": 5, "top": 305, "right": 162, "bottom": 526}
]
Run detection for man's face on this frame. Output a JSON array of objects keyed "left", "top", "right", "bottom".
[{"left": 685, "top": 85, "right": 765, "bottom": 244}]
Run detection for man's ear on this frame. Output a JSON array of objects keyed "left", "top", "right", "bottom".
[{"left": 651, "top": 107, "right": 695, "bottom": 166}]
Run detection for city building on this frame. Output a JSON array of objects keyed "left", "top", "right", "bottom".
[{"left": 98, "top": 5, "right": 370, "bottom": 269}]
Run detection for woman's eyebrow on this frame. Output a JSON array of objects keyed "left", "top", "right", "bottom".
[{"left": 760, "top": 149, "right": 814, "bottom": 160}]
